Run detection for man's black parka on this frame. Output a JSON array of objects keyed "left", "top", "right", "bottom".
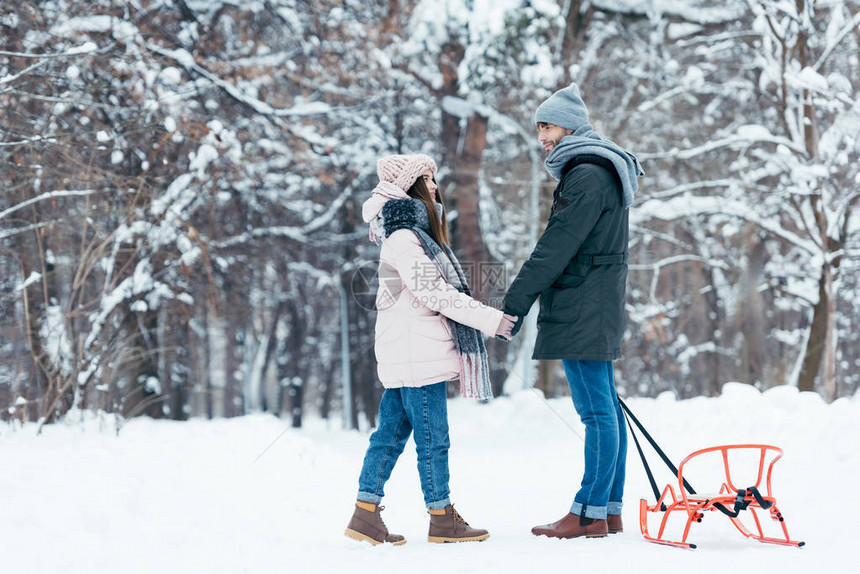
[{"left": 503, "top": 155, "right": 628, "bottom": 360}]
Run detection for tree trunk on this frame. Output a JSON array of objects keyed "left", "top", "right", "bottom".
[
  {"left": 823, "top": 269, "right": 837, "bottom": 401},
  {"left": 319, "top": 360, "right": 337, "bottom": 420},
  {"left": 439, "top": 39, "right": 465, "bottom": 168},
  {"left": 560, "top": 1, "right": 593, "bottom": 85},
  {"left": 287, "top": 301, "right": 305, "bottom": 427},
  {"left": 289, "top": 378, "right": 304, "bottom": 428},
  {"left": 452, "top": 112, "right": 491, "bottom": 300},
  {"left": 207, "top": 314, "right": 227, "bottom": 418},
  {"left": 435, "top": 36, "right": 509, "bottom": 395},
  {"left": 277, "top": 300, "right": 305, "bottom": 426},
  {"left": 537, "top": 359, "right": 558, "bottom": 397},
  {"left": 18, "top": 223, "right": 60, "bottom": 422},
  {"left": 797, "top": 265, "right": 830, "bottom": 394},
  {"left": 222, "top": 315, "right": 241, "bottom": 417},
  {"left": 20, "top": 257, "right": 50, "bottom": 422},
  {"left": 703, "top": 268, "right": 723, "bottom": 397},
  {"left": 258, "top": 299, "right": 285, "bottom": 413},
  {"left": 739, "top": 227, "right": 766, "bottom": 386}
]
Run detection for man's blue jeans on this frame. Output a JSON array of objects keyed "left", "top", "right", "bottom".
[
  {"left": 562, "top": 359, "right": 627, "bottom": 520},
  {"left": 357, "top": 381, "right": 451, "bottom": 510}
]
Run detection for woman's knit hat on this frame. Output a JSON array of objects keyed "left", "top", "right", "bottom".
[
  {"left": 534, "top": 83, "right": 589, "bottom": 130},
  {"left": 362, "top": 153, "right": 439, "bottom": 238},
  {"left": 376, "top": 153, "right": 438, "bottom": 192}
]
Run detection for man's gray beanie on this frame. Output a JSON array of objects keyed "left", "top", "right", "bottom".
[{"left": 534, "top": 83, "right": 589, "bottom": 130}]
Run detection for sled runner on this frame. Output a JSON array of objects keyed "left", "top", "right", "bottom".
[{"left": 637, "top": 444, "right": 805, "bottom": 549}]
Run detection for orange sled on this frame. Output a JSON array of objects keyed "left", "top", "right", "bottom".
[{"left": 638, "top": 444, "right": 805, "bottom": 549}]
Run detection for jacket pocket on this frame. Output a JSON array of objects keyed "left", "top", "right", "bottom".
[
  {"left": 541, "top": 284, "right": 583, "bottom": 324},
  {"left": 537, "top": 288, "right": 555, "bottom": 322}
]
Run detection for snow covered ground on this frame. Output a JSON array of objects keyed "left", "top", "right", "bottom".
[{"left": 2, "top": 383, "right": 857, "bottom": 574}]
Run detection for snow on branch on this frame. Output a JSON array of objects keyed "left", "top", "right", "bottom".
[
  {"left": 630, "top": 253, "right": 726, "bottom": 302},
  {"left": 287, "top": 262, "right": 335, "bottom": 289},
  {"left": 0, "top": 222, "right": 51, "bottom": 240},
  {"left": 302, "top": 187, "right": 351, "bottom": 234},
  {"left": 0, "top": 189, "right": 98, "bottom": 221},
  {"left": 830, "top": 189, "right": 860, "bottom": 241},
  {"left": 0, "top": 42, "right": 99, "bottom": 86},
  {"left": 638, "top": 179, "right": 768, "bottom": 203},
  {"left": 591, "top": 0, "right": 746, "bottom": 24},
  {"left": 15, "top": 271, "right": 42, "bottom": 292},
  {"left": 633, "top": 195, "right": 819, "bottom": 255},
  {"left": 640, "top": 125, "right": 808, "bottom": 160},
  {"left": 0, "top": 59, "right": 50, "bottom": 86},
  {"left": 637, "top": 81, "right": 754, "bottom": 113},
  {"left": 83, "top": 258, "right": 173, "bottom": 351},
  {"left": 213, "top": 188, "right": 351, "bottom": 249},
  {"left": 814, "top": 11, "right": 860, "bottom": 71},
  {"left": 0, "top": 42, "right": 98, "bottom": 59},
  {"left": 147, "top": 44, "right": 332, "bottom": 118},
  {"left": 630, "top": 225, "right": 693, "bottom": 250},
  {"left": 629, "top": 253, "right": 721, "bottom": 272},
  {"left": 0, "top": 135, "right": 57, "bottom": 147}
]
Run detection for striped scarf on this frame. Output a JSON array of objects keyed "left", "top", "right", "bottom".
[{"left": 372, "top": 198, "right": 493, "bottom": 400}]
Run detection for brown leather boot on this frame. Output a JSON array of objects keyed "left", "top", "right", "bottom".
[
  {"left": 531, "top": 512, "right": 608, "bottom": 539},
  {"left": 344, "top": 502, "right": 406, "bottom": 546},
  {"left": 427, "top": 504, "right": 489, "bottom": 543},
  {"left": 607, "top": 514, "right": 623, "bottom": 534}
]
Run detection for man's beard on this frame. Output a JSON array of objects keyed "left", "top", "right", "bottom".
[{"left": 545, "top": 135, "right": 565, "bottom": 156}]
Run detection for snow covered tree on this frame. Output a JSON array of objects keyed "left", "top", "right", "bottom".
[
  {"left": 3, "top": 0, "right": 858, "bottom": 428},
  {"left": 632, "top": 0, "right": 860, "bottom": 400}
]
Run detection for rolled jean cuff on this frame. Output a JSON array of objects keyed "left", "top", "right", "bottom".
[
  {"left": 570, "top": 501, "right": 607, "bottom": 520},
  {"left": 357, "top": 491, "right": 382, "bottom": 504},
  {"left": 426, "top": 497, "right": 451, "bottom": 511},
  {"left": 607, "top": 501, "right": 623, "bottom": 515}
]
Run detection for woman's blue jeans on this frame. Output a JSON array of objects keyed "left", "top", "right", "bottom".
[
  {"left": 562, "top": 359, "right": 627, "bottom": 520},
  {"left": 357, "top": 381, "right": 451, "bottom": 510}
]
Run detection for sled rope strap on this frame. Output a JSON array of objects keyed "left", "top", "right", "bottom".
[
  {"left": 713, "top": 486, "right": 773, "bottom": 518},
  {"left": 618, "top": 398, "right": 697, "bottom": 496},
  {"left": 622, "top": 406, "right": 662, "bottom": 503}
]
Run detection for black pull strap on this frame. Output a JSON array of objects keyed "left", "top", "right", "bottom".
[
  {"left": 713, "top": 486, "right": 772, "bottom": 518},
  {"left": 622, "top": 407, "right": 663, "bottom": 507},
  {"left": 714, "top": 496, "right": 743, "bottom": 518},
  {"left": 619, "top": 398, "right": 697, "bottom": 496},
  {"left": 620, "top": 398, "right": 776, "bottom": 520},
  {"left": 747, "top": 486, "right": 772, "bottom": 509},
  {"left": 714, "top": 489, "right": 750, "bottom": 518}
]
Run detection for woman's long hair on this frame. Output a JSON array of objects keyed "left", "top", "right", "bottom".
[{"left": 407, "top": 175, "right": 450, "bottom": 248}]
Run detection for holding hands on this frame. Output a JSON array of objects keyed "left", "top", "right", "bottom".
[{"left": 495, "top": 313, "right": 519, "bottom": 341}]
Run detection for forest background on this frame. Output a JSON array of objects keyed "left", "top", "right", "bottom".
[{"left": 2, "top": 0, "right": 858, "bottom": 430}]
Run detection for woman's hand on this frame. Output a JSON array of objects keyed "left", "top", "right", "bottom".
[{"left": 495, "top": 313, "right": 518, "bottom": 341}]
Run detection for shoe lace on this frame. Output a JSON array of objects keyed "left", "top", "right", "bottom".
[
  {"left": 376, "top": 505, "right": 390, "bottom": 536},
  {"left": 450, "top": 505, "right": 469, "bottom": 527}
]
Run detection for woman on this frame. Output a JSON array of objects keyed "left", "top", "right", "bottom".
[{"left": 344, "top": 154, "right": 516, "bottom": 546}]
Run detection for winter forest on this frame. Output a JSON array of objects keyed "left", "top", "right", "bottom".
[{"left": 2, "top": 0, "right": 859, "bottom": 430}]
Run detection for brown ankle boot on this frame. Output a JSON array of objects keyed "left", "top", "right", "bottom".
[
  {"left": 531, "top": 512, "right": 608, "bottom": 539},
  {"left": 344, "top": 502, "right": 406, "bottom": 546},
  {"left": 607, "top": 514, "right": 623, "bottom": 534},
  {"left": 427, "top": 504, "right": 489, "bottom": 543}
]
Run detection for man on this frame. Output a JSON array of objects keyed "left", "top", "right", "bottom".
[{"left": 503, "top": 83, "right": 643, "bottom": 539}]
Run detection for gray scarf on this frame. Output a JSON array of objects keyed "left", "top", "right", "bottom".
[
  {"left": 545, "top": 124, "right": 644, "bottom": 208},
  {"left": 373, "top": 198, "right": 493, "bottom": 400}
]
